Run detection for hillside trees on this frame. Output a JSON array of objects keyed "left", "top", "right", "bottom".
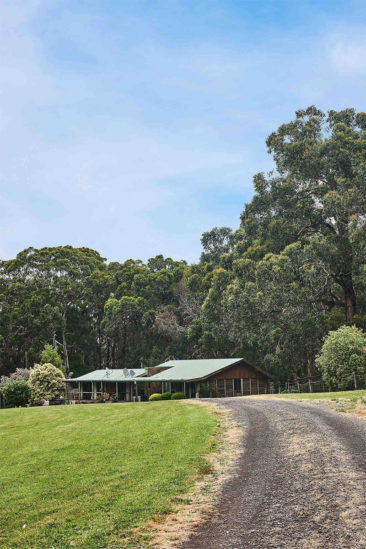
[
  {"left": 0, "top": 106, "right": 364, "bottom": 381},
  {"left": 0, "top": 247, "right": 105, "bottom": 376},
  {"left": 240, "top": 106, "right": 366, "bottom": 322}
]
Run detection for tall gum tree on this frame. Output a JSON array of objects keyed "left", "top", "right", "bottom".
[{"left": 241, "top": 106, "right": 366, "bottom": 321}]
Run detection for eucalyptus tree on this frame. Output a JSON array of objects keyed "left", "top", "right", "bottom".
[{"left": 241, "top": 106, "right": 366, "bottom": 321}]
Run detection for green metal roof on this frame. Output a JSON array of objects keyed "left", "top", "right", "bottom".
[
  {"left": 145, "top": 358, "right": 244, "bottom": 381},
  {"left": 66, "top": 358, "right": 270, "bottom": 384},
  {"left": 66, "top": 368, "right": 146, "bottom": 382}
]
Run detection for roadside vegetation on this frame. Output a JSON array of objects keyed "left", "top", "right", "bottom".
[{"left": 0, "top": 402, "right": 218, "bottom": 548}]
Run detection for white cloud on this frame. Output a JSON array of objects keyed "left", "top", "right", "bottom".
[{"left": 327, "top": 28, "right": 366, "bottom": 74}]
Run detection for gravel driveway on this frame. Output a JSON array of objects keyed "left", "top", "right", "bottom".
[{"left": 180, "top": 398, "right": 366, "bottom": 549}]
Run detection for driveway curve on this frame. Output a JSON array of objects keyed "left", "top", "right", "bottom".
[{"left": 181, "top": 398, "right": 366, "bottom": 549}]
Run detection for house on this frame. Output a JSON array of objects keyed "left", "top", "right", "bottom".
[{"left": 65, "top": 358, "right": 270, "bottom": 402}]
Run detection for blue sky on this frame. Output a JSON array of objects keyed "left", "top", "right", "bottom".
[{"left": 1, "top": 1, "right": 366, "bottom": 263}]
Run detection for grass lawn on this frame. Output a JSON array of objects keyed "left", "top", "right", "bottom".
[
  {"left": 262, "top": 389, "right": 366, "bottom": 400},
  {"left": 0, "top": 402, "right": 218, "bottom": 548}
]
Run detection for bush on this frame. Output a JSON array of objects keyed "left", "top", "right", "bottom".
[
  {"left": 171, "top": 392, "right": 186, "bottom": 400},
  {"left": 29, "top": 363, "right": 65, "bottom": 403},
  {"left": 161, "top": 392, "right": 172, "bottom": 400},
  {"left": 0, "top": 380, "right": 32, "bottom": 407},
  {"left": 40, "top": 344, "right": 64, "bottom": 372},
  {"left": 315, "top": 325, "right": 366, "bottom": 389},
  {"left": 0, "top": 367, "right": 32, "bottom": 387},
  {"left": 149, "top": 393, "right": 162, "bottom": 401}
]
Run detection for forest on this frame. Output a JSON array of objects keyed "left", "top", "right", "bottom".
[{"left": 1, "top": 106, "right": 365, "bottom": 382}]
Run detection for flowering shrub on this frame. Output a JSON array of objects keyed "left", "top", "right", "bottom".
[
  {"left": 0, "top": 368, "right": 32, "bottom": 387},
  {"left": 29, "top": 363, "right": 65, "bottom": 403}
]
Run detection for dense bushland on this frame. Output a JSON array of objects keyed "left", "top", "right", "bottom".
[{"left": 0, "top": 107, "right": 365, "bottom": 381}]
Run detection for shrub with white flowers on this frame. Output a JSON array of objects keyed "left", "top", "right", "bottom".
[{"left": 29, "top": 363, "right": 65, "bottom": 402}]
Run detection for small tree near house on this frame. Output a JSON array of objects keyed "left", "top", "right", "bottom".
[
  {"left": 29, "top": 363, "right": 65, "bottom": 403},
  {"left": 40, "top": 344, "right": 64, "bottom": 372},
  {"left": 315, "top": 325, "right": 366, "bottom": 390}
]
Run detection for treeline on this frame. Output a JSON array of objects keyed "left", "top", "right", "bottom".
[{"left": 1, "top": 106, "right": 365, "bottom": 380}]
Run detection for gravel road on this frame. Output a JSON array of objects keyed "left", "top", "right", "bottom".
[{"left": 181, "top": 398, "right": 366, "bottom": 549}]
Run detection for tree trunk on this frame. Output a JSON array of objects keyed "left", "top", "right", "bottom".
[
  {"left": 62, "top": 329, "right": 70, "bottom": 374},
  {"left": 112, "top": 343, "right": 116, "bottom": 369},
  {"left": 106, "top": 339, "right": 110, "bottom": 368},
  {"left": 307, "top": 358, "right": 314, "bottom": 378},
  {"left": 344, "top": 285, "right": 357, "bottom": 322},
  {"left": 97, "top": 326, "right": 102, "bottom": 369}
]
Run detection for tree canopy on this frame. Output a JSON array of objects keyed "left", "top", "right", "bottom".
[{"left": 0, "top": 107, "right": 365, "bottom": 383}]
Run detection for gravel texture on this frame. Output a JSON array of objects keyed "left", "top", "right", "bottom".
[{"left": 180, "top": 398, "right": 366, "bottom": 549}]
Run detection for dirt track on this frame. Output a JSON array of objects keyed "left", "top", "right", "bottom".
[{"left": 180, "top": 398, "right": 366, "bottom": 549}]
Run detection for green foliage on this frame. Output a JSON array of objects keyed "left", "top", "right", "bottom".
[
  {"left": 0, "top": 380, "right": 32, "bottom": 407},
  {"left": 315, "top": 326, "right": 366, "bottom": 389},
  {"left": 29, "top": 363, "right": 65, "bottom": 402},
  {"left": 0, "top": 367, "right": 32, "bottom": 387},
  {"left": 171, "top": 392, "right": 186, "bottom": 400},
  {"left": 40, "top": 344, "right": 63, "bottom": 370},
  {"left": 161, "top": 391, "right": 172, "bottom": 400},
  {"left": 0, "top": 107, "right": 365, "bottom": 383},
  {"left": 149, "top": 393, "right": 162, "bottom": 401}
]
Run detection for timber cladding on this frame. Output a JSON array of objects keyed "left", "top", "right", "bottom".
[{"left": 205, "top": 360, "right": 267, "bottom": 381}]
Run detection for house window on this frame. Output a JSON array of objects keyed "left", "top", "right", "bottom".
[{"left": 234, "top": 379, "right": 241, "bottom": 392}]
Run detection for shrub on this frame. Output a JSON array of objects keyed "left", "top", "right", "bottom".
[
  {"left": 0, "top": 367, "right": 32, "bottom": 387},
  {"left": 0, "top": 380, "right": 32, "bottom": 407},
  {"left": 315, "top": 325, "right": 366, "bottom": 390},
  {"left": 29, "top": 363, "right": 65, "bottom": 403},
  {"left": 149, "top": 393, "right": 162, "bottom": 401},
  {"left": 171, "top": 392, "right": 186, "bottom": 400},
  {"left": 40, "top": 344, "right": 64, "bottom": 372},
  {"left": 161, "top": 392, "right": 172, "bottom": 400}
]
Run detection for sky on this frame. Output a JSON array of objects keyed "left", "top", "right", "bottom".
[{"left": 1, "top": 0, "right": 366, "bottom": 263}]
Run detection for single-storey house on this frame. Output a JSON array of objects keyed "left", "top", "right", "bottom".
[{"left": 65, "top": 358, "right": 270, "bottom": 402}]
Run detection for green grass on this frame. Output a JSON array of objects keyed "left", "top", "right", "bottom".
[
  {"left": 267, "top": 389, "right": 366, "bottom": 400},
  {"left": 0, "top": 402, "right": 218, "bottom": 548}
]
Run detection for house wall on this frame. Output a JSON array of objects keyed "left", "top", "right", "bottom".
[
  {"left": 195, "top": 362, "right": 269, "bottom": 397},
  {"left": 213, "top": 361, "right": 266, "bottom": 380}
]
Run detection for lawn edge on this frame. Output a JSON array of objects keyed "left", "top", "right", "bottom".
[
  {"left": 129, "top": 400, "right": 242, "bottom": 548},
  {"left": 245, "top": 394, "right": 366, "bottom": 422}
]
